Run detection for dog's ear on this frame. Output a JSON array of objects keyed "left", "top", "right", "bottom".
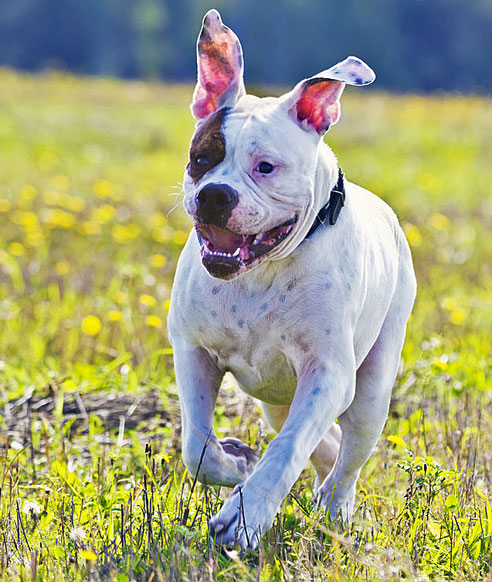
[
  {"left": 191, "top": 10, "right": 246, "bottom": 120},
  {"left": 282, "top": 56, "right": 375, "bottom": 135}
]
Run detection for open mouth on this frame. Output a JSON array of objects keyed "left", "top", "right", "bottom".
[{"left": 195, "top": 216, "right": 297, "bottom": 279}]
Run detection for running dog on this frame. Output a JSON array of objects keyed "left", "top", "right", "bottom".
[{"left": 168, "top": 9, "right": 416, "bottom": 548}]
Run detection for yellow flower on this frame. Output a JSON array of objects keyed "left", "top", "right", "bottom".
[
  {"left": 42, "top": 208, "right": 76, "bottom": 229},
  {"left": 8, "top": 242, "right": 25, "bottom": 256},
  {"left": 151, "top": 254, "right": 167, "bottom": 268},
  {"left": 152, "top": 226, "right": 174, "bottom": 243},
  {"left": 0, "top": 199, "right": 11, "bottom": 212},
  {"left": 432, "top": 357, "right": 448, "bottom": 370},
  {"left": 145, "top": 315, "right": 162, "bottom": 328},
  {"left": 387, "top": 435, "right": 407, "bottom": 448},
  {"left": 403, "top": 223, "right": 423, "bottom": 247},
  {"left": 78, "top": 220, "right": 101, "bottom": 236},
  {"left": 11, "top": 210, "right": 39, "bottom": 228},
  {"left": 172, "top": 230, "right": 189, "bottom": 245},
  {"left": 92, "top": 204, "right": 115, "bottom": 224},
  {"left": 93, "top": 179, "right": 117, "bottom": 199},
  {"left": 81, "top": 315, "right": 102, "bottom": 336},
  {"left": 428, "top": 213, "right": 450, "bottom": 231},
  {"left": 111, "top": 223, "right": 140, "bottom": 243},
  {"left": 162, "top": 299, "right": 171, "bottom": 312},
  {"left": 24, "top": 229, "right": 45, "bottom": 247},
  {"left": 55, "top": 261, "right": 71, "bottom": 276},
  {"left": 449, "top": 308, "right": 466, "bottom": 325},
  {"left": 108, "top": 310, "right": 122, "bottom": 322},
  {"left": 441, "top": 296, "right": 458, "bottom": 311},
  {"left": 149, "top": 212, "right": 167, "bottom": 228},
  {"left": 19, "top": 185, "right": 37, "bottom": 208},
  {"left": 139, "top": 294, "right": 156, "bottom": 307}
]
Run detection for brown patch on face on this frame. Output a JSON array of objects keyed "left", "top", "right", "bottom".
[{"left": 188, "top": 108, "right": 227, "bottom": 183}]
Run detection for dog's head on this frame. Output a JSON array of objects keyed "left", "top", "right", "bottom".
[{"left": 183, "top": 9, "right": 375, "bottom": 280}]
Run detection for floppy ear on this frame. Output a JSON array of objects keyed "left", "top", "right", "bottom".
[
  {"left": 282, "top": 56, "right": 375, "bottom": 135},
  {"left": 191, "top": 9, "right": 246, "bottom": 120}
]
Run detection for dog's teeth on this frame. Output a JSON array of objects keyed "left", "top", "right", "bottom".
[{"left": 233, "top": 247, "right": 240, "bottom": 257}]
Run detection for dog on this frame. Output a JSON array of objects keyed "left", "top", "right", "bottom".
[{"left": 168, "top": 9, "right": 416, "bottom": 548}]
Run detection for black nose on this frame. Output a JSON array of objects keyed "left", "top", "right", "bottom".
[{"left": 195, "top": 183, "right": 239, "bottom": 227}]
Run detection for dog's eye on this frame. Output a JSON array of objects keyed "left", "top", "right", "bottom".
[
  {"left": 194, "top": 155, "right": 209, "bottom": 167},
  {"left": 257, "top": 161, "right": 274, "bottom": 174}
]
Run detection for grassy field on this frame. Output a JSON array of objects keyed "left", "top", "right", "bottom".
[{"left": 0, "top": 69, "right": 491, "bottom": 581}]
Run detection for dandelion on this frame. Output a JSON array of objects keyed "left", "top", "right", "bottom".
[
  {"left": 41, "top": 208, "right": 76, "bottom": 229},
  {"left": 403, "top": 223, "right": 423, "bottom": 247},
  {"left": 78, "top": 221, "right": 101, "bottom": 236},
  {"left": 23, "top": 500, "right": 42, "bottom": 516},
  {"left": 79, "top": 550, "right": 97, "bottom": 561},
  {"left": 149, "top": 212, "right": 167, "bottom": 228},
  {"left": 387, "top": 435, "right": 406, "bottom": 448},
  {"left": 152, "top": 226, "right": 174, "bottom": 243},
  {"left": 108, "top": 310, "right": 122, "bottom": 321},
  {"left": 172, "top": 230, "right": 189, "bottom": 245},
  {"left": 70, "top": 527, "right": 87, "bottom": 543},
  {"left": 151, "top": 254, "right": 167, "bottom": 268},
  {"left": 111, "top": 223, "right": 140, "bottom": 243},
  {"left": 81, "top": 315, "right": 102, "bottom": 336},
  {"left": 145, "top": 315, "right": 162, "bottom": 328},
  {"left": 428, "top": 213, "right": 450, "bottom": 231},
  {"left": 93, "top": 179, "right": 117, "bottom": 199},
  {"left": 19, "top": 185, "right": 37, "bottom": 208},
  {"left": 441, "top": 296, "right": 458, "bottom": 311},
  {"left": 8, "top": 242, "right": 25, "bottom": 256},
  {"left": 162, "top": 299, "right": 171, "bottom": 312},
  {"left": 449, "top": 307, "right": 466, "bottom": 325},
  {"left": 11, "top": 210, "right": 39, "bottom": 228},
  {"left": 54, "top": 261, "right": 71, "bottom": 276},
  {"left": 92, "top": 204, "right": 115, "bottom": 224},
  {"left": 139, "top": 294, "right": 156, "bottom": 307}
]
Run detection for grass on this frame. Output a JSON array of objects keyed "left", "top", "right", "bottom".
[{"left": 0, "top": 69, "right": 491, "bottom": 581}]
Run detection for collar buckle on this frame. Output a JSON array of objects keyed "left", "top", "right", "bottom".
[{"left": 304, "top": 168, "right": 345, "bottom": 240}]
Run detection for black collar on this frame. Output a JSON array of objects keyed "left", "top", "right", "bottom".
[{"left": 304, "top": 168, "right": 345, "bottom": 240}]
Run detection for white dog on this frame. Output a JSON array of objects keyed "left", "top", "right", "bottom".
[{"left": 168, "top": 9, "right": 416, "bottom": 548}]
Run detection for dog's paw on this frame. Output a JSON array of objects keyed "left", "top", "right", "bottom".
[
  {"left": 316, "top": 476, "right": 356, "bottom": 522},
  {"left": 218, "top": 437, "right": 258, "bottom": 478},
  {"left": 209, "top": 484, "right": 278, "bottom": 549}
]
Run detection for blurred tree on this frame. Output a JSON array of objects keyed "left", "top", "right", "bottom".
[{"left": 0, "top": 0, "right": 490, "bottom": 92}]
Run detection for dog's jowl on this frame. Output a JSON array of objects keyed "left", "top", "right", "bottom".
[{"left": 168, "top": 9, "right": 417, "bottom": 548}]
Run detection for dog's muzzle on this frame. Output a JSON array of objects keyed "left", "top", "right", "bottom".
[{"left": 195, "top": 216, "right": 297, "bottom": 279}]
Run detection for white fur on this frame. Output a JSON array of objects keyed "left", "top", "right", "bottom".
[{"left": 168, "top": 16, "right": 416, "bottom": 549}]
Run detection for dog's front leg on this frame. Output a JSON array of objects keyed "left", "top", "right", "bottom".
[
  {"left": 174, "top": 341, "right": 258, "bottom": 487},
  {"left": 210, "top": 355, "right": 356, "bottom": 548}
]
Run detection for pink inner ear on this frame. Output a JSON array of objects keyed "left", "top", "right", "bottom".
[
  {"left": 295, "top": 80, "right": 343, "bottom": 134},
  {"left": 192, "top": 29, "right": 242, "bottom": 119}
]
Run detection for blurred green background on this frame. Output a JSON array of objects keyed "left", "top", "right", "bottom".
[
  {"left": 1, "top": 0, "right": 492, "bottom": 92},
  {"left": 0, "top": 3, "right": 491, "bottom": 580}
]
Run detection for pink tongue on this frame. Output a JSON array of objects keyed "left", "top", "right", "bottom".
[{"left": 197, "top": 225, "right": 252, "bottom": 253}]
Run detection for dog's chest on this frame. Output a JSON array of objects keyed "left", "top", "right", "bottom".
[{"left": 187, "top": 283, "right": 304, "bottom": 404}]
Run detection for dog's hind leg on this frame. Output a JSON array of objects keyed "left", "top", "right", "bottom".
[
  {"left": 317, "top": 255, "right": 416, "bottom": 521},
  {"left": 174, "top": 341, "right": 258, "bottom": 487},
  {"left": 260, "top": 403, "right": 341, "bottom": 490}
]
